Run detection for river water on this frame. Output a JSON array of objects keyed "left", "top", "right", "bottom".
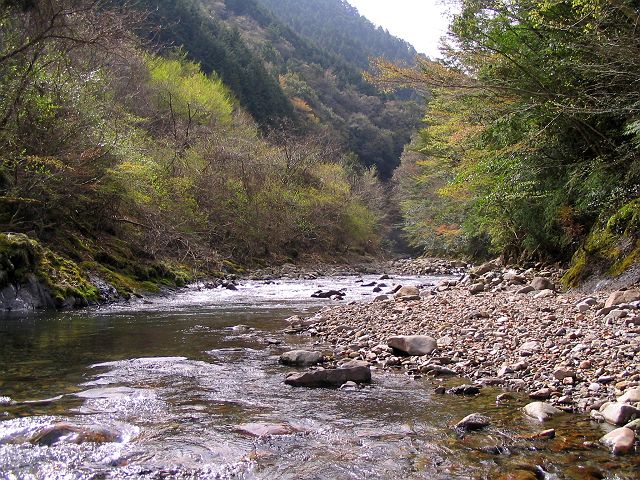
[{"left": 0, "top": 275, "right": 637, "bottom": 479}]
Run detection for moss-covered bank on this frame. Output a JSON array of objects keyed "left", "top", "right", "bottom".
[
  {"left": 563, "top": 199, "right": 640, "bottom": 287},
  {"left": 0, "top": 232, "right": 206, "bottom": 310}
]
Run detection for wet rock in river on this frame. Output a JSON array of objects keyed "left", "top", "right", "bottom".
[
  {"left": 599, "top": 427, "right": 636, "bottom": 455},
  {"left": 30, "top": 422, "right": 122, "bottom": 446},
  {"left": 387, "top": 335, "right": 437, "bottom": 356},
  {"left": 447, "top": 384, "right": 481, "bottom": 396},
  {"left": 279, "top": 350, "right": 324, "bottom": 367},
  {"left": 455, "top": 413, "right": 491, "bottom": 431},
  {"left": 284, "top": 365, "right": 371, "bottom": 388},
  {"left": 523, "top": 402, "right": 562, "bottom": 422}
]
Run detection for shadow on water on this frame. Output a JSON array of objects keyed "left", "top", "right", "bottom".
[{"left": 0, "top": 275, "right": 637, "bottom": 479}]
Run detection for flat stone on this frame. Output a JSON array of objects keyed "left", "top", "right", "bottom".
[
  {"left": 455, "top": 413, "right": 491, "bottom": 431},
  {"left": 534, "top": 289, "right": 555, "bottom": 299},
  {"left": 600, "top": 402, "right": 640, "bottom": 426},
  {"left": 284, "top": 366, "right": 371, "bottom": 388},
  {"left": 447, "top": 384, "right": 481, "bottom": 395},
  {"left": 29, "top": 422, "right": 122, "bottom": 446},
  {"left": 469, "top": 283, "right": 485, "bottom": 294},
  {"left": 529, "top": 388, "right": 552, "bottom": 400},
  {"left": 605, "top": 290, "right": 640, "bottom": 308},
  {"left": 599, "top": 427, "right": 636, "bottom": 455},
  {"left": 279, "top": 350, "right": 324, "bottom": 367},
  {"left": 388, "top": 335, "right": 437, "bottom": 356},
  {"left": 524, "top": 402, "right": 562, "bottom": 422}
]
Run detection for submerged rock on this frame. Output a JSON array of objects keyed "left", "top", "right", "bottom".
[
  {"left": 284, "top": 365, "right": 371, "bottom": 388},
  {"left": 30, "top": 423, "right": 122, "bottom": 446},
  {"left": 523, "top": 402, "right": 562, "bottom": 422},
  {"left": 279, "top": 350, "right": 323, "bottom": 367}
]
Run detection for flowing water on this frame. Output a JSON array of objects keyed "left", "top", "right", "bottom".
[{"left": 0, "top": 275, "right": 637, "bottom": 479}]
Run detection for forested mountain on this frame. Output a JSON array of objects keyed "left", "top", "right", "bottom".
[
  {"left": 256, "top": 0, "right": 417, "bottom": 69},
  {"left": 128, "top": 0, "right": 423, "bottom": 179}
]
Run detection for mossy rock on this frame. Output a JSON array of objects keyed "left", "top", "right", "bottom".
[{"left": 562, "top": 199, "right": 640, "bottom": 287}]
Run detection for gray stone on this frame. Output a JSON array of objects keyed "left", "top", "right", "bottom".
[
  {"left": 534, "top": 289, "right": 555, "bottom": 299},
  {"left": 605, "top": 290, "right": 640, "bottom": 308},
  {"left": 284, "top": 366, "right": 371, "bottom": 388},
  {"left": 279, "top": 350, "right": 324, "bottom": 367},
  {"left": 519, "top": 341, "right": 541, "bottom": 353},
  {"left": 600, "top": 427, "right": 636, "bottom": 455},
  {"left": 388, "top": 335, "right": 437, "bottom": 356},
  {"left": 531, "top": 277, "right": 555, "bottom": 291},
  {"left": 600, "top": 402, "right": 640, "bottom": 426},
  {"left": 523, "top": 402, "right": 562, "bottom": 422},
  {"left": 455, "top": 413, "right": 491, "bottom": 431},
  {"left": 468, "top": 283, "right": 485, "bottom": 294},
  {"left": 373, "top": 294, "right": 389, "bottom": 302}
]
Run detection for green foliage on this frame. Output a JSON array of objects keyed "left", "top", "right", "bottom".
[{"left": 387, "top": 0, "right": 640, "bottom": 267}]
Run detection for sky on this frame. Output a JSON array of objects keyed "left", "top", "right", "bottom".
[{"left": 347, "top": 0, "right": 456, "bottom": 58}]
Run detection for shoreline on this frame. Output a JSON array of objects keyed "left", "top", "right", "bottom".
[{"left": 285, "top": 265, "right": 640, "bottom": 418}]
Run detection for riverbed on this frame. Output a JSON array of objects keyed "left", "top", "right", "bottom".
[{"left": 0, "top": 275, "right": 637, "bottom": 479}]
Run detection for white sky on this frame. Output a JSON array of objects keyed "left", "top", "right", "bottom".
[{"left": 347, "top": 0, "right": 457, "bottom": 58}]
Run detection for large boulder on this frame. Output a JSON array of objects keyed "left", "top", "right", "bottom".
[
  {"left": 394, "top": 285, "right": 420, "bottom": 300},
  {"left": 605, "top": 289, "right": 640, "bottom": 308},
  {"left": 388, "top": 335, "right": 437, "bottom": 356},
  {"left": 523, "top": 402, "right": 562, "bottom": 422},
  {"left": 279, "top": 350, "right": 323, "bottom": 367},
  {"left": 619, "top": 387, "right": 640, "bottom": 404},
  {"left": 284, "top": 365, "right": 371, "bottom": 388}
]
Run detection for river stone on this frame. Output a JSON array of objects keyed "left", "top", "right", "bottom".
[
  {"left": 388, "top": 335, "right": 437, "bottom": 356},
  {"left": 284, "top": 366, "right": 371, "bottom": 388},
  {"left": 524, "top": 402, "right": 562, "bottom": 422},
  {"left": 619, "top": 387, "right": 640, "bottom": 404},
  {"left": 516, "top": 286, "right": 535, "bottom": 294},
  {"left": 534, "top": 289, "right": 554, "bottom": 299},
  {"left": 455, "top": 413, "right": 491, "bottom": 431},
  {"left": 518, "top": 341, "right": 541, "bottom": 354},
  {"left": 531, "top": 277, "right": 555, "bottom": 291},
  {"left": 394, "top": 285, "right": 420, "bottom": 300},
  {"left": 599, "top": 402, "right": 640, "bottom": 426},
  {"left": 468, "top": 283, "right": 485, "bottom": 294},
  {"left": 30, "top": 422, "right": 121, "bottom": 446},
  {"left": 605, "top": 289, "right": 640, "bottom": 308},
  {"left": 447, "top": 384, "right": 481, "bottom": 396},
  {"left": 279, "top": 350, "right": 323, "bottom": 367},
  {"left": 599, "top": 427, "right": 636, "bottom": 455},
  {"left": 553, "top": 368, "right": 576, "bottom": 381}
]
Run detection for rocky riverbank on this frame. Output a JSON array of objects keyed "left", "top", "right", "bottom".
[{"left": 284, "top": 260, "right": 640, "bottom": 447}]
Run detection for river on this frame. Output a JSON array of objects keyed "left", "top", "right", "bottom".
[{"left": 0, "top": 275, "right": 637, "bottom": 479}]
